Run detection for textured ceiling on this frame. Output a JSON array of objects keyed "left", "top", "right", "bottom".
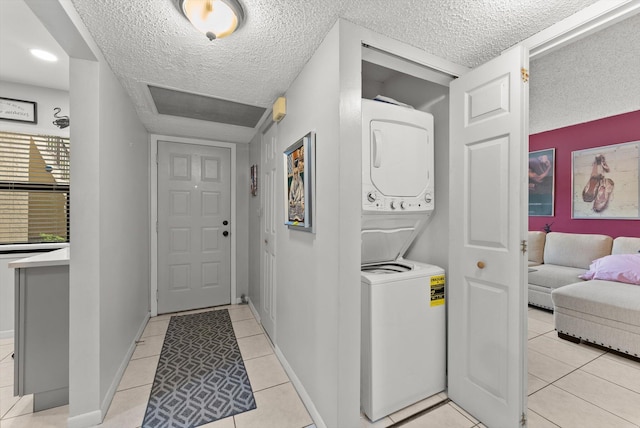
[
  {"left": 68, "top": 0, "right": 601, "bottom": 143},
  {"left": 0, "top": 0, "right": 69, "bottom": 91}
]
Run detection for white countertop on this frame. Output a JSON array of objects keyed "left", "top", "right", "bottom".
[{"left": 9, "top": 247, "right": 70, "bottom": 268}]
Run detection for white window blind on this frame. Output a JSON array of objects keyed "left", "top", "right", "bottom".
[{"left": 0, "top": 132, "right": 70, "bottom": 244}]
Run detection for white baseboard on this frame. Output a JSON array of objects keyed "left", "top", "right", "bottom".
[
  {"left": 247, "top": 299, "right": 260, "bottom": 323},
  {"left": 100, "top": 311, "right": 151, "bottom": 415},
  {"left": 274, "top": 346, "right": 326, "bottom": 428},
  {"left": 71, "top": 311, "right": 150, "bottom": 428},
  {"left": 0, "top": 330, "right": 13, "bottom": 340}
]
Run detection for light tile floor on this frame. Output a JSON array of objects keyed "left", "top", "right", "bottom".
[
  {"left": 1, "top": 306, "right": 639, "bottom": 427},
  {"left": 525, "top": 306, "right": 640, "bottom": 428}
]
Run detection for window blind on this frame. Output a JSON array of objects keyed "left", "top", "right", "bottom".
[{"left": 0, "top": 132, "right": 70, "bottom": 244}]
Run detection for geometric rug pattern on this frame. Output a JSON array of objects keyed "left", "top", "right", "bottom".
[{"left": 142, "top": 309, "right": 256, "bottom": 428}]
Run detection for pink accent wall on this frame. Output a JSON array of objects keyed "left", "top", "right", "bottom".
[{"left": 529, "top": 110, "right": 640, "bottom": 238}]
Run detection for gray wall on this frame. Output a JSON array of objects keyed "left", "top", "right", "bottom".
[
  {"left": 96, "top": 59, "right": 150, "bottom": 406},
  {"left": 530, "top": 13, "right": 640, "bottom": 134},
  {"left": 405, "top": 93, "right": 451, "bottom": 270},
  {"left": 70, "top": 56, "right": 150, "bottom": 423},
  {"left": 247, "top": 21, "right": 362, "bottom": 427},
  {"left": 0, "top": 81, "right": 69, "bottom": 138},
  {"left": 27, "top": 1, "right": 151, "bottom": 425},
  {"left": 273, "top": 23, "right": 353, "bottom": 428},
  {"left": 376, "top": 74, "right": 451, "bottom": 270}
]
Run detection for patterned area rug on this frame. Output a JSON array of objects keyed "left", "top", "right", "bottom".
[{"left": 142, "top": 309, "right": 256, "bottom": 428}]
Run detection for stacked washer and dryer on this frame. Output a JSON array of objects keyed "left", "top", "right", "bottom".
[{"left": 360, "top": 98, "right": 446, "bottom": 421}]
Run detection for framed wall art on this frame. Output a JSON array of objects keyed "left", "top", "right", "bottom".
[
  {"left": 572, "top": 140, "right": 640, "bottom": 219},
  {"left": 529, "top": 148, "right": 555, "bottom": 216},
  {"left": 250, "top": 164, "right": 258, "bottom": 196},
  {"left": 0, "top": 97, "right": 37, "bottom": 124},
  {"left": 283, "top": 132, "right": 315, "bottom": 232}
]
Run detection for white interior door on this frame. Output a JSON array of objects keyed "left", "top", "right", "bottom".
[
  {"left": 448, "top": 46, "right": 528, "bottom": 427},
  {"left": 260, "top": 123, "right": 277, "bottom": 341},
  {"left": 157, "top": 141, "right": 232, "bottom": 314}
]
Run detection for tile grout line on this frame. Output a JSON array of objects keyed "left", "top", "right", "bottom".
[
  {"left": 528, "top": 338, "right": 607, "bottom": 370},
  {"left": 548, "top": 354, "right": 640, "bottom": 427},
  {"left": 448, "top": 402, "right": 479, "bottom": 426},
  {"left": 251, "top": 379, "right": 290, "bottom": 394},
  {"left": 528, "top": 350, "right": 639, "bottom": 426},
  {"left": 235, "top": 332, "right": 267, "bottom": 340},
  {"left": 548, "top": 380, "right": 640, "bottom": 427},
  {"left": 526, "top": 407, "right": 561, "bottom": 428},
  {"left": 1, "top": 395, "right": 35, "bottom": 422},
  {"left": 387, "top": 398, "right": 450, "bottom": 427},
  {"left": 115, "top": 382, "right": 154, "bottom": 394},
  {"left": 527, "top": 330, "right": 554, "bottom": 341},
  {"left": 585, "top": 351, "right": 640, "bottom": 386},
  {"left": 1, "top": 397, "right": 20, "bottom": 421}
]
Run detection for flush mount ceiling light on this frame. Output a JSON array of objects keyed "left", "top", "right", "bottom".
[
  {"left": 179, "top": 0, "right": 245, "bottom": 41},
  {"left": 30, "top": 49, "right": 58, "bottom": 62}
]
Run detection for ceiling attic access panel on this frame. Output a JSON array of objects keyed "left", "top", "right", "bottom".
[{"left": 361, "top": 45, "right": 455, "bottom": 110}]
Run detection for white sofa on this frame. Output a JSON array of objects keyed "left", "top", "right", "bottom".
[
  {"left": 551, "top": 237, "right": 640, "bottom": 358},
  {"left": 527, "top": 232, "right": 613, "bottom": 310}
]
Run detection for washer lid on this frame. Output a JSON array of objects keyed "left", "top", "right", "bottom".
[
  {"left": 361, "top": 228, "right": 415, "bottom": 264},
  {"left": 361, "top": 259, "right": 445, "bottom": 284},
  {"left": 361, "top": 262, "right": 412, "bottom": 274}
]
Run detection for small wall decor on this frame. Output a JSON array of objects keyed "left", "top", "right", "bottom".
[
  {"left": 283, "top": 132, "right": 314, "bottom": 232},
  {"left": 0, "top": 97, "right": 37, "bottom": 124},
  {"left": 52, "top": 107, "right": 70, "bottom": 129},
  {"left": 572, "top": 140, "right": 640, "bottom": 219},
  {"left": 529, "top": 148, "right": 555, "bottom": 216},
  {"left": 250, "top": 164, "right": 258, "bottom": 196}
]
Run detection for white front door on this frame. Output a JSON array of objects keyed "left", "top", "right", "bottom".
[
  {"left": 448, "top": 46, "right": 528, "bottom": 427},
  {"left": 157, "top": 141, "right": 232, "bottom": 314},
  {"left": 260, "top": 123, "right": 277, "bottom": 341}
]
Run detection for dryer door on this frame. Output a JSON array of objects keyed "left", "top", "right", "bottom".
[{"left": 369, "top": 120, "right": 430, "bottom": 197}]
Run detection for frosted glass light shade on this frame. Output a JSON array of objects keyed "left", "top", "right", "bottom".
[{"left": 181, "top": 0, "right": 244, "bottom": 40}]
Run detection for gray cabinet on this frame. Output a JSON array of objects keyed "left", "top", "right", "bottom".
[{"left": 14, "top": 264, "right": 69, "bottom": 411}]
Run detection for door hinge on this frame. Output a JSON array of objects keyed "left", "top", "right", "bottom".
[
  {"left": 156, "top": 221, "right": 158, "bottom": 232},
  {"left": 521, "top": 67, "right": 529, "bottom": 83},
  {"left": 156, "top": 290, "right": 158, "bottom": 301},
  {"left": 155, "top": 152, "right": 159, "bottom": 164},
  {"left": 521, "top": 240, "right": 527, "bottom": 254},
  {"left": 521, "top": 412, "right": 527, "bottom": 425}
]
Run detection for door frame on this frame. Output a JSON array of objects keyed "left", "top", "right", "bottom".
[
  {"left": 521, "top": 0, "right": 640, "bottom": 59},
  {"left": 149, "top": 134, "right": 237, "bottom": 316},
  {"left": 257, "top": 120, "right": 278, "bottom": 341}
]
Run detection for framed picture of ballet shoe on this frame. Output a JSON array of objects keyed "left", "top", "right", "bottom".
[
  {"left": 572, "top": 141, "right": 640, "bottom": 219},
  {"left": 529, "top": 148, "right": 555, "bottom": 216}
]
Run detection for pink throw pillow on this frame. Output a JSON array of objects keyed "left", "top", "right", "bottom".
[{"left": 579, "top": 254, "right": 640, "bottom": 285}]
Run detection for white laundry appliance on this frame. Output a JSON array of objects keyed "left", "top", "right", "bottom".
[{"left": 360, "top": 98, "right": 446, "bottom": 421}]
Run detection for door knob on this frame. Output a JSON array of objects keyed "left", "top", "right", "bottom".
[
  {"left": 223, "top": 220, "right": 229, "bottom": 225},
  {"left": 477, "top": 261, "right": 485, "bottom": 269},
  {"left": 223, "top": 231, "right": 229, "bottom": 237}
]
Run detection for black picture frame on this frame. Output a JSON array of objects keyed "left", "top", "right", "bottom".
[
  {"left": 0, "top": 97, "right": 38, "bottom": 124},
  {"left": 529, "top": 148, "right": 555, "bottom": 216}
]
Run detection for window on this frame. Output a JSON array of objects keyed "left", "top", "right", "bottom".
[{"left": 0, "top": 132, "right": 70, "bottom": 244}]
